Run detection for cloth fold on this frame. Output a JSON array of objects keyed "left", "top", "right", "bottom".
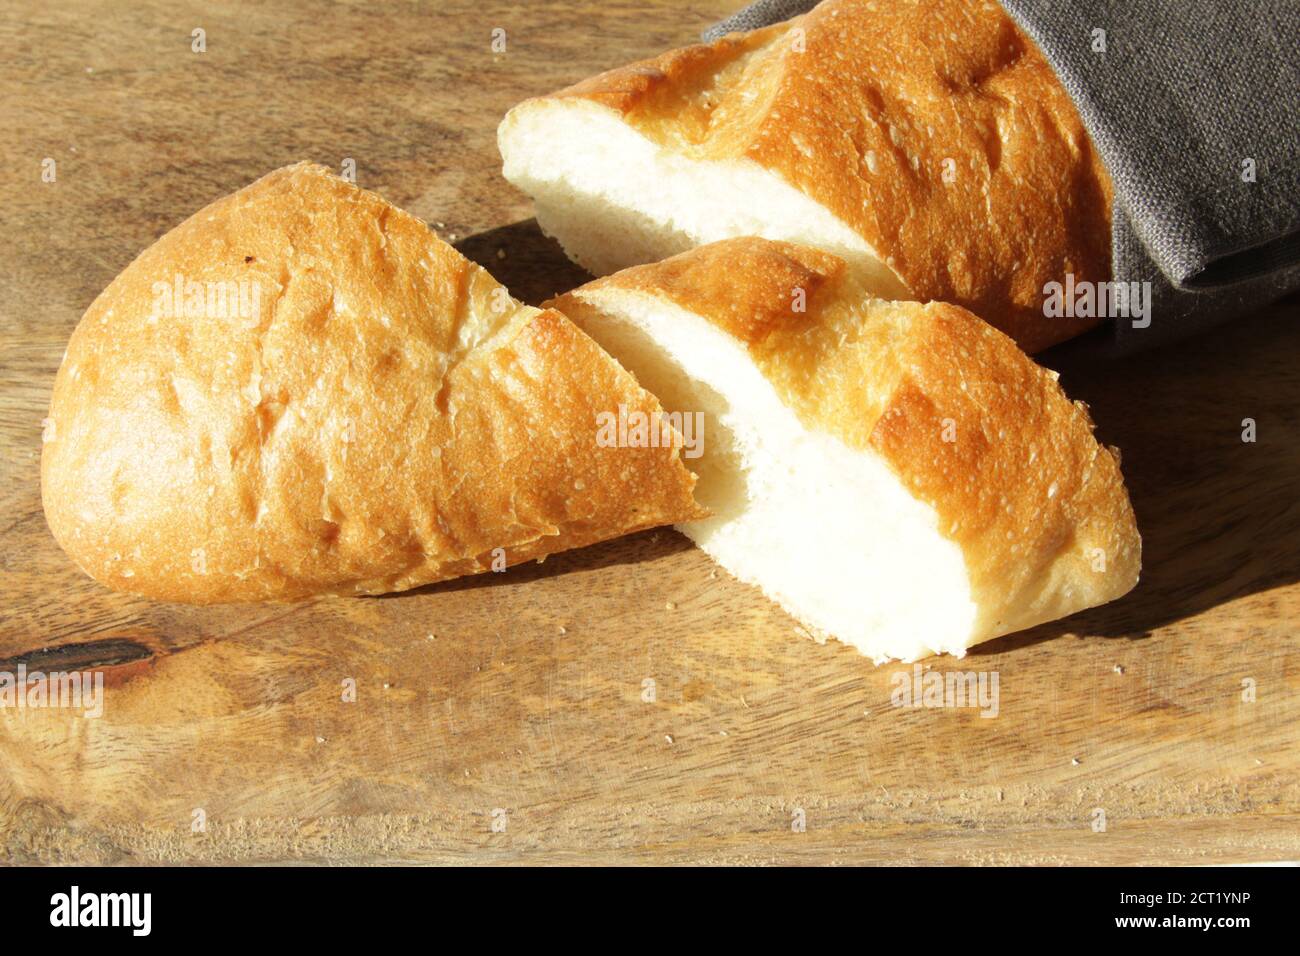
[{"left": 705, "top": 0, "right": 1300, "bottom": 353}]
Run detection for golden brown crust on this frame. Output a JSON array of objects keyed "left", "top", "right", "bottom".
[
  {"left": 870, "top": 303, "right": 1139, "bottom": 636},
  {"left": 525, "top": 0, "right": 1114, "bottom": 353},
  {"left": 572, "top": 237, "right": 847, "bottom": 344},
  {"left": 554, "top": 237, "right": 1140, "bottom": 641},
  {"left": 42, "top": 163, "right": 703, "bottom": 604}
]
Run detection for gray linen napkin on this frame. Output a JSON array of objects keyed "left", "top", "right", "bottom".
[{"left": 704, "top": 0, "right": 1300, "bottom": 353}]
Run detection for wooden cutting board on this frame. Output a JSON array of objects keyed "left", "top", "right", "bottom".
[{"left": 1, "top": 0, "right": 1297, "bottom": 865}]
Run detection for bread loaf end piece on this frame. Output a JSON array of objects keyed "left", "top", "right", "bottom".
[{"left": 42, "top": 163, "right": 703, "bottom": 603}]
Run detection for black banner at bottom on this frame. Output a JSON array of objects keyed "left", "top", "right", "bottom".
[{"left": 5, "top": 864, "right": 1292, "bottom": 941}]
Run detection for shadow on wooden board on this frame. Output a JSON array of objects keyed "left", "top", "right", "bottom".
[
  {"left": 455, "top": 218, "right": 594, "bottom": 308},
  {"left": 980, "top": 293, "right": 1300, "bottom": 654}
]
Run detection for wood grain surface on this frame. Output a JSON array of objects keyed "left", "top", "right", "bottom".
[{"left": 1, "top": 0, "right": 1297, "bottom": 865}]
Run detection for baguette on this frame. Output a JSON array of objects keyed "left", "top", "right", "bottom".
[
  {"left": 501, "top": 0, "right": 1113, "bottom": 353},
  {"left": 41, "top": 163, "right": 703, "bottom": 603},
  {"left": 549, "top": 237, "right": 1140, "bottom": 661}
]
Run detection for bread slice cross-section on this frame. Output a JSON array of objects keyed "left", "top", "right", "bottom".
[
  {"left": 549, "top": 237, "right": 1140, "bottom": 662},
  {"left": 41, "top": 163, "right": 702, "bottom": 603},
  {"left": 499, "top": 0, "right": 1113, "bottom": 352}
]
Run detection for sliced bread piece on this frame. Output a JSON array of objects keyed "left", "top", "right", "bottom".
[
  {"left": 500, "top": 0, "right": 1113, "bottom": 352},
  {"left": 549, "top": 237, "right": 1140, "bottom": 661},
  {"left": 41, "top": 163, "right": 703, "bottom": 603}
]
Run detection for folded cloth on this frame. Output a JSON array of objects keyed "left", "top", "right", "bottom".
[{"left": 705, "top": 0, "right": 1300, "bottom": 354}]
